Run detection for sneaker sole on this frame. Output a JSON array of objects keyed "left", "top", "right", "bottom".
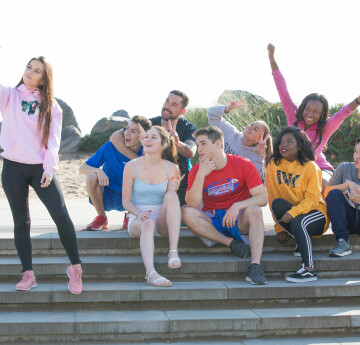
[
  {"left": 86, "top": 225, "right": 109, "bottom": 231},
  {"left": 16, "top": 283, "right": 37, "bottom": 291},
  {"left": 329, "top": 250, "right": 352, "bottom": 257},
  {"left": 285, "top": 276, "right": 317, "bottom": 283},
  {"left": 66, "top": 269, "right": 82, "bottom": 295},
  {"left": 293, "top": 252, "right": 301, "bottom": 257},
  {"left": 245, "top": 277, "right": 267, "bottom": 285}
]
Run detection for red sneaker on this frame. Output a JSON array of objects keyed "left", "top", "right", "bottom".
[
  {"left": 16, "top": 271, "right": 37, "bottom": 291},
  {"left": 66, "top": 265, "right": 83, "bottom": 295},
  {"left": 122, "top": 212, "right": 129, "bottom": 230},
  {"left": 83, "top": 215, "right": 108, "bottom": 231}
]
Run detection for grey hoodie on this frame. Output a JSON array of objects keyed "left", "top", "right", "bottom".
[{"left": 207, "top": 105, "right": 265, "bottom": 179}]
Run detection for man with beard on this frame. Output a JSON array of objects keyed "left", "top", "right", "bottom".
[{"left": 110, "top": 90, "right": 196, "bottom": 210}]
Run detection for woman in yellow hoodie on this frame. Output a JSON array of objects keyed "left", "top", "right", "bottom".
[{"left": 266, "top": 127, "right": 329, "bottom": 282}]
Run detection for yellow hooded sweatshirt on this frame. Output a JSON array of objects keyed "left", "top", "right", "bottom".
[{"left": 266, "top": 158, "right": 329, "bottom": 237}]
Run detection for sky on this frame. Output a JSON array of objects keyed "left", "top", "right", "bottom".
[{"left": 0, "top": 0, "right": 359, "bottom": 134}]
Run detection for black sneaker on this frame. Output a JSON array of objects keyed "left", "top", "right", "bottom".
[
  {"left": 229, "top": 239, "right": 250, "bottom": 258},
  {"left": 286, "top": 265, "right": 317, "bottom": 283},
  {"left": 246, "top": 263, "right": 267, "bottom": 285}
]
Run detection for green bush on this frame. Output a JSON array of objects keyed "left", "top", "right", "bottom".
[
  {"left": 326, "top": 105, "right": 360, "bottom": 163},
  {"left": 78, "top": 129, "right": 115, "bottom": 152}
]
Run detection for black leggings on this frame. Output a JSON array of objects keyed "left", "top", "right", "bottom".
[
  {"left": 2, "top": 159, "right": 81, "bottom": 272},
  {"left": 271, "top": 198, "right": 326, "bottom": 268}
]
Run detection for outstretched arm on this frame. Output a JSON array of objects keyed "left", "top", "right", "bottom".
[
  {"left": 267, "top": 43, "right": 279, "bottom": 71},
  {"left": 109, "top": 129, "right": 139, "bottom": 160},
  {"left": 267, "top": 43, "right": 298, "bottom": 125}
]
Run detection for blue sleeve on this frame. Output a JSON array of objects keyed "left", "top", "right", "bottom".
[
  {"left": 182, "top": 122, "right": 196, "bottom": 144},
  {"left": 85, "top": 142, "right": 108, "bottom": 168}
]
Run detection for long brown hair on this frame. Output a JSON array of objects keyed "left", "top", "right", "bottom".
[
  {"left": 258, "top": 120, "right": 273, "bottom": 167},
  {"left": 16, "top": 56, "right": 54, "bottom": 148},
  {"left": 151, "top": 125, "right": 178, "bottom": 165}
]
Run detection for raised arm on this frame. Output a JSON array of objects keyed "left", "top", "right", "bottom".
[
  {"left": 267, "top": 43, "right": 279, "bottom": 71},
  {"left": 109, "top": 129, "right": 139, "bottom": 160},
  {"left": 267, "top": 43, "right": 298, "bottom": 125}
]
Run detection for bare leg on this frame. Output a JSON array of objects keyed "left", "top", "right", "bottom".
[
  {"left": 182, "top": 207, "right": 233, "bottom": 247},
  {"left": 86, "top": 173, "right": 105, "bottom": 217},
  {"left": 237, "top": 206, "right": 264, "bottom": 264},
  {"left": 156, "top": 191, "right": 181, "bottom": 267},
  {"left": 129, "top": 218, "right": 171, "bottom": 286}
]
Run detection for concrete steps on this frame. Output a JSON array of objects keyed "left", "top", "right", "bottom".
[
  {"left": 1, "top": 252, "right": 360, "bottom": 281},
  {"left": 15, "top": 339, "right": 360, "bottom": 345},
  {"left": 0, "top": 229, "right": 359, "bottom": 256},
  {"left": 1, "top": 278, "right": 360, "bottom": 311},
  {"left": 1, "top": 228, "right": 360, "bottom": 343},
  {"left": 1, "top": 306, "right": 360, "bottom": 344}
]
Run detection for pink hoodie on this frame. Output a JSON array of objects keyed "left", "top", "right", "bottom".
[
  {"left": 272, "top": 69, "right": 353, "bottom": 171},
  {"left": 0, "top": 83, "right": 62, "bottom": 176}
]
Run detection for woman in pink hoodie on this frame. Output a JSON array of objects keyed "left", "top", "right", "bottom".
[
  {"left": 267, "top": 43, "right": 360, "bottom": 193},
  {"left": 0, "top": 56, "right": 82, "bottom": 294}
]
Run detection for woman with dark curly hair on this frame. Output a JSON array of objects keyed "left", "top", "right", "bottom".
[
  {"left": 266, "top": 127, "right": 329, "bottom": 283},
  {"left": 267, "top": 43, "right": 360, "bottom": 193}
]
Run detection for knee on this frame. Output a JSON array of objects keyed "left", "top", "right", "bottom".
[
  {"left": 326, "top": 189, "right": 343, "bottom": 203},
  {"left": 86, "top": 173, "right": 99, "bottom": 189},
  {"left": 244, "top": 206, "right": 263, "bottom": 222},
  {"left": 181, "top": 207, "right": 198, "bottom": 226},
  {"left": 52, "top": 207, "right": 72, "bottom": 225},
  {"left": 141, "top": 219, "right": 155, "bottom": 234}
]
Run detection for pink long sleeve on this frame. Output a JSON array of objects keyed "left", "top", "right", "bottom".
[
  {"left": 43, "top": 101, "right": 62, "bottom": 176},
  {"left": 272, "top": 69, "right": 298, "bottom": 126},
  {"left": 0, "top": 84, "right": 62, "bottom": 176}
]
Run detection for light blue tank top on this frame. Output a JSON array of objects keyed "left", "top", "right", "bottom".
[{"left": 132, "top": 160, "right": 169, "bottom": 205}]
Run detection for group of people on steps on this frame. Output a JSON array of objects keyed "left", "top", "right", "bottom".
[{"left": 0, "top": 44, "right": 359, "bottom": 294}]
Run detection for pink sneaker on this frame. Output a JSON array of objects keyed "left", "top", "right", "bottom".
[
  {"left": 16, "top": 271, "right": 37, "bottom": 291},
  {"left": 66, "top": 265, "right": 83, "bottom": 295}
]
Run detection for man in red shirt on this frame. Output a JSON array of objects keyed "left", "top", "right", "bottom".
[{"left": 183, "top": 126, "right": 268, "bottom": 284}]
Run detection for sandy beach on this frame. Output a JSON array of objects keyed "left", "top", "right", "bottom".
[{"left": 0, "top": 152, "right": 91, "bottom": 200}]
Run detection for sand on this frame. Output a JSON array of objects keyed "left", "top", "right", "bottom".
[{"left": 0, "top": 152, "right": 91, "bottom": 200}]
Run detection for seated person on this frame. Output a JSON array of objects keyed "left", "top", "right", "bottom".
[
  {"left": 207, "top": 100, "right": 272, "bottom": 180},
  {"left": 266, "top": 127, "right": 329, "bottom": 283},
  {"left": 182, "top": 126, "right": 268, "bottom": 285},
  {"left": 109, "top": 90, "right": 196, "bottom": 207},
  {"left": 325, "top": 138, "right": 360, "bottom": 257},
  {"left": 79, "top": 115, "right": 151, "bottom": 230},
  {"left": 122, "top": 126, "right": 183, "bottom": 287}
]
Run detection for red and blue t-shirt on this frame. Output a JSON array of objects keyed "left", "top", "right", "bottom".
[{"left": 187, "top": 154, "right": 262, "bottom": 211}]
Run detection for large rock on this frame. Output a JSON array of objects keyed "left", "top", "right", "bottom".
[
  {"left": 91, "top": 116, "right": 130, "bottom": 135},
  {"left": 111, "top": 109, "right": 129, "bottom": 118},
  {"left": 56, "top": 98, "right": 82, "bottom": 153},
  {"left": 0, "top": 98, "right": 81, "bottom": 153},
  {"left": 217, "top": 90, "right": 269, "bottom": 111}
]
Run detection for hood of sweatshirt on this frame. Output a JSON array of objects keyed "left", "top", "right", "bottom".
[{"left": 16, "top": 83, "right": 40, "bottom": 97}]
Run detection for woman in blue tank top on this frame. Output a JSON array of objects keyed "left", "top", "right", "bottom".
[{"left": 122, "top": 126, "right": 184, "bottom": 287}]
